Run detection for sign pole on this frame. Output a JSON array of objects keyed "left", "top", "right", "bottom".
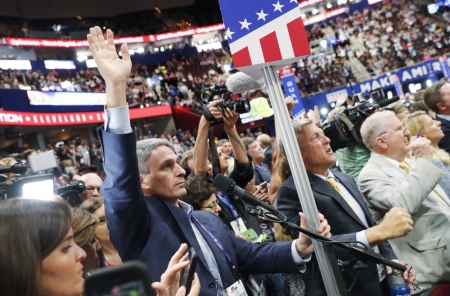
[{"left": 262, "top": 65, "right": 347, "bottom": 295}]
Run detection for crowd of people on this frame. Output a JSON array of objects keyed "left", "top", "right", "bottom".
[
  {"left": 1, "top": 0, "right": 450, "bottom": 101},
  {"left": 4, "top": 25, "right": 450, "bottom": 296},
  {"left": 3, "top": 0, "right": 450, "bottom": 294}
]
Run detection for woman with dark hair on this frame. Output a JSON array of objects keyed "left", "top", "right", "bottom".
[
  {"left": 71, "top": 207, "right": 102, "bottom": 276},
  {"left": 0, "top": 198, "right": 200, "bottom": 296},
  {"left": 182, "top": 176, "right": 221, "bottom": 215},
  {"left": 80, "top": 197, "right": 122, "bottom": 267},
  {"left": 0, "top": 198, "right": 86, "bottom": 296}
]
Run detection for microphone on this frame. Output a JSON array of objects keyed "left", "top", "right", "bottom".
[
  {"left": 376, "top": 97, "right": 400, "bottom": 108},
  {"left": 225, "top": 72, "right": 264, "bottom": 94},
  {"left": 213, "top": 174, "right": 277, "bottom": 212}
]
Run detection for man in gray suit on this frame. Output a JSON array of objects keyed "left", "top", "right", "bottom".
[
  {"left": 359, "top": 110, "right": 450, "bottom": 294},
  {"left": 277, "top": 118, "right": 415, "bottom": 296}
]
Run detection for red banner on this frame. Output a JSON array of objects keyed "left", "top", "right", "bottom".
[
  {"left": 6, "top": 36, "right": 151, "bottom": 48},
  {"left": 0, "top": 106, "right": 172, "bottom": 126},
  {"left": 298, "top": 0, "right": 325, "bottom": 9},
  {"left": 5, "top": 23, "right": 226, "bottom": 48}
]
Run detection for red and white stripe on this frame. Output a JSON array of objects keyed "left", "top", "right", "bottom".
[{"left": 230, "top": 7, "right": 310, "bottom": 68}]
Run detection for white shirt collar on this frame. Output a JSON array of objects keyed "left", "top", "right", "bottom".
[
  {"left": 313, "top": 169, "right": 335, "bottom": 181},
  {"left": 177, "top": 199, "right": 193, "bottom": 215},
  {"left": 437, "top": 114, "right": 450, "bottom": 121}
]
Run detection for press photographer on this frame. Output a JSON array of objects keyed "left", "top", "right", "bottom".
[{"left": 322, "top": 91, "right": 399, "bottom": 181}]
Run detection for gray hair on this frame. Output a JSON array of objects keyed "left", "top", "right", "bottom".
[
  {"left": 241, "top": 137, "right": 256, "bottom": 151},
  {"left": 136, "top": 139, "right": 175, "bottom": 174},
  {"left": 218, "top": 139, "right": 230, "bottom": 146},
  {"left": 360, "top": 111, "right": 396, "bottom": 150},
  {"left": 279, "top": 118, "right": 313, "bottom": 157}
]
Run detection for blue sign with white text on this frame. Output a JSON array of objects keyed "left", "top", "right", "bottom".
[{"left": 280, "top": 68, "right": 305, "bottom": 119}]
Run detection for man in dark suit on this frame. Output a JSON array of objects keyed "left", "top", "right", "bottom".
[
  {"left": 257, "top": 134, "right": 275, "bottom": 171},
  {"left": 277, "top": 118, "right": 416, "bottom": 296},
  {"left": 88, "top": 26, "right": 331, "bottom": 296},
  {"left": 424, "top": 79, "right": 450, "bottom": 153}
]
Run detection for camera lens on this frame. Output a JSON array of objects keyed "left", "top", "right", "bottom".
[{"left": 233, "top": 98, "right": 250, "bottom": 114}]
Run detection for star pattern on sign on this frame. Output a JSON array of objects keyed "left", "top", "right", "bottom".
[
  {"left": 273, "top": 1, "right": 284, "bottom": 12},
  {"left": 226, "top": 27, "right": 235, "bottom": 39},
  {"left": 239, "top": 18, "right": 252, "bottom": 30},
  {"left": 256, "top": 9, "right": 268, "bottom": 21}
]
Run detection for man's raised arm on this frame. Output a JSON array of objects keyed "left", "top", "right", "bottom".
[
  {"left": 193, "top": 100, "right": 223, "bottom": 177},
  {"left": 88, "top": 26, "right": 149, "bottom": 259}
]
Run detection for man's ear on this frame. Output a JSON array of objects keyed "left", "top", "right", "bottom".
[
  {"left": 375, "top": 136, "right": 387, "bottom": 150},
  {"left": 140, "top": 174, "right": 150, "bottom": 190},
  {"left": 437, "top": 102, "right": 446, "bottom": 112}
]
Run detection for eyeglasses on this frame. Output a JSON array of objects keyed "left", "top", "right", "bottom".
[
  {"left": 378, "top": 127, "right": 408, "bottom": 137},
  {"left": 85, "top": 187, "right": 100, "bottom": 193},
  {"left": 201, "top": 199, "right": 220, "bottom": 210}
]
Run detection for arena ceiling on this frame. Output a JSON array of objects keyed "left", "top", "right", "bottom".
[{"left": 0, "top": 0, "right": 197, "bottom": 19}]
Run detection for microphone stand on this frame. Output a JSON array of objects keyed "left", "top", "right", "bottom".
[{"left": 245, "top": 204, "right": 406, "bottom": 273}]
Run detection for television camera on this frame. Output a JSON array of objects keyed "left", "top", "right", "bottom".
[{"left": 323, "top": 90, "right": 399, "bottom": 151}]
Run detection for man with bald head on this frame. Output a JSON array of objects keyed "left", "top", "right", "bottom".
[{"left": 79, "top": 173, "right": 103, "bottom": 202}]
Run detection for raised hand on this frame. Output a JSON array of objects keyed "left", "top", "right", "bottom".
[{"left": 87, "top": 26, "right": 132, "bottom": 108}]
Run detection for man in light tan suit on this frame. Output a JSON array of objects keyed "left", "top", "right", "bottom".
[{"left": 358, "top": 110, "right": 450, "bottom": 294}]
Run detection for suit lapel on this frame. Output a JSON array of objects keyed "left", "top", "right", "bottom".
[
  {"left": 308, "top": 172, "right": 367, "bottom": 229},
  {"left": 165, "top": 203, "right": 210, "bottom": 272}
]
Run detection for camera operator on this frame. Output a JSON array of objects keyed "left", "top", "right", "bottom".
[
  {"left": 193, "top": 93, "right": 286, "bottom": 296},
  {"left": 193, "top": 99, "right": 259, "bottom": 232},
  {"left": 328, "top": 95, "right": 371, "bottom": 182}
]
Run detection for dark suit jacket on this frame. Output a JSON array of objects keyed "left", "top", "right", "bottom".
[
  {"left": 262, "top": 146, "right": 275, "bottom": 172},
  {"left": 254, "top": 164, "right": 271, "bottom": 186},
  {"left": 277, "top": 171, "right": 396, "bottom": 296},
  {"left": 436, "top": 116, "right": 450, "bottom": 154},
  {"left": 98, "top": 127, "right": 299, "bottom": 296}
]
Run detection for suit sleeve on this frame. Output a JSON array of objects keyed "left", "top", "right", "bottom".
[
  {"left": 358, "top": 159, "right": 444, "bottom": 214},
  {"left": 228, "top": 222, "right": 300, "bottom": 274},
  {"left": 97, "top": 127, "right": 150, "bottom": 260}
]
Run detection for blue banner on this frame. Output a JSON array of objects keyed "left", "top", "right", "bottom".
[
  {"left": 280, "top": 67, "right": 305, "bottom": 119},
  {"left": 425, "top": 60, "right": 438, "bottom": 83},
  {"left": 439, "top": 55, "right": 450, "bottom": 79}
]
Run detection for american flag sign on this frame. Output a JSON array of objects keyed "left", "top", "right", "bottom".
[{"left": 218, "top": 0, "right": 311, "bottom": 78}]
